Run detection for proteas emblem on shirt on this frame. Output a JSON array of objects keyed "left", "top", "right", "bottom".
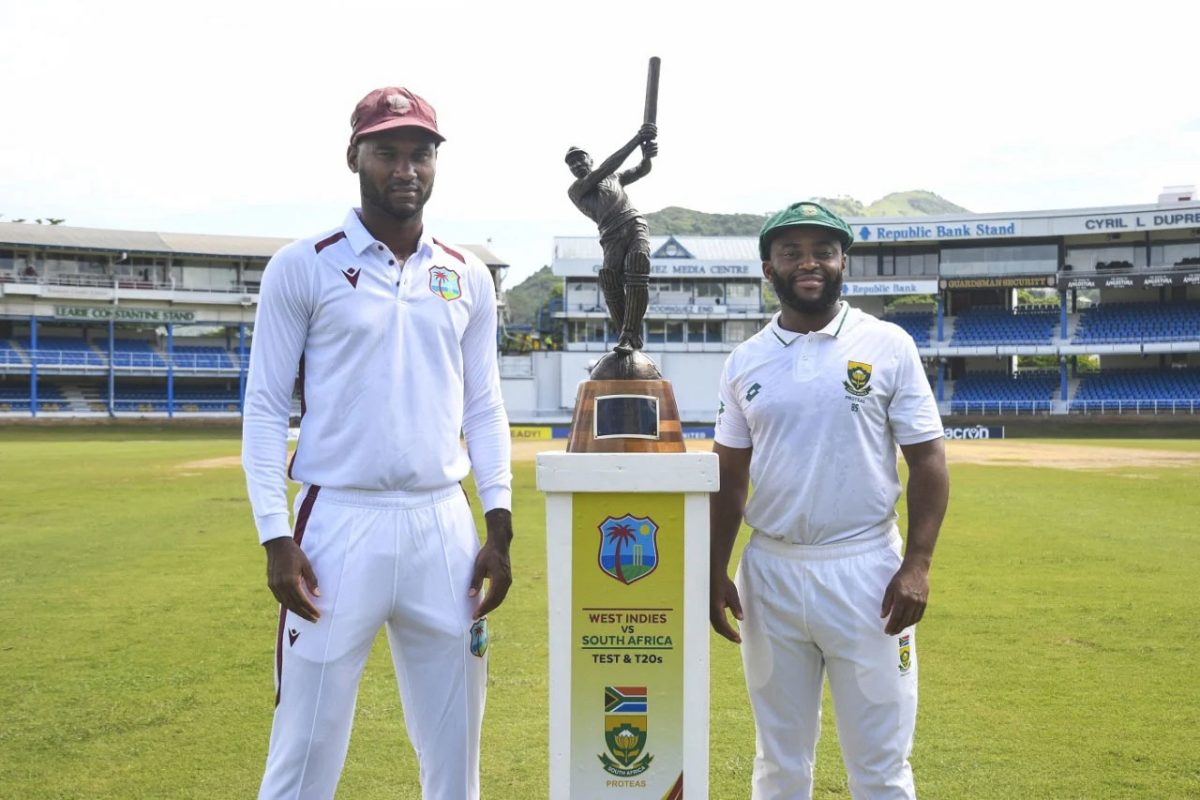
[
  {"left": 428, "top": 266, "right": 462, "bottom": 301},
  {"left": 844, "top": 360, "right": 873, "bottom": 397}
]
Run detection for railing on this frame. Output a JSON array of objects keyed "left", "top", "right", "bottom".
[
  {"left": 0, "top": 274, "right": 260, "bottom": 294},
  {"left": 948, "top": 400, "right": 1053, "bottom": 415},
  {"left": 111, "top": 400, "right": 241, "bottom": 412},
  {"left": 1070, "top": 399, "right": 1199, "bottom": 415},
  {"left": 0, "top": 349, "right": 242, "bottom": 370},
  {"left": 1073, "top": 333, "right": 1200, "bottom": 343}
]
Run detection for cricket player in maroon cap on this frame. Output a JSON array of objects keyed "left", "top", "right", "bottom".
[{"left": 243, "top": 86, "right": 514, "bottom": 800}]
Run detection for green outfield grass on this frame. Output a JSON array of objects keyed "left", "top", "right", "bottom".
[{"left": 1, "top": 428, "right": 1198, "bottom": 798}]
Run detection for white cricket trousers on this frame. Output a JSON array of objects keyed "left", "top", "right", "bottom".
[
  {"left": 735, "top": 529, "right": 918, "bottom": 800},
  {"left": 259, "top": 484, "right": 487, "bottom": 800}
]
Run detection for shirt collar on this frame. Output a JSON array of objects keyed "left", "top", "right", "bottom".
[
  {"left": 770, "top": 302, "right": 852, "bottom": 347},
  {"left": 341, "top": 208, "right": 433, "bottom": 259}
]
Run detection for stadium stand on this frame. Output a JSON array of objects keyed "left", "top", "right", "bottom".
[
  {"left": 885, "top": 311, "right": 933, "bottom": 346},
  {"left": 1073, "top": 302, "right": 1200, "bottom": 344},
  {"left": 171, "top": 345, "right": 237, "bottom": 370},
  {"left": 1070, "top": 368, "right": 1200, "bottom": 413},
  {"left": 0, "top": 339, "right": 29, "bottom": 367},
  {"left": 16, "top": 337, "right": 105, "bottom": 367},
  {"left": 107, "top": 386, "right": 241, "bottom": 413},
  {"left": 10, "top": 335, "right": 238, "bottom": 371},
  {"left": 111, "top": 340, "right": 167, "bottom": 369},
  {"left": 950, "top": 370, "right": 1057, "bottom": 414},
  {"left": 0, "top": 383, "right": 66, "bottom": 411},
  {"left": 949, "top": 307, "right": 1059, "bottom": 346}
]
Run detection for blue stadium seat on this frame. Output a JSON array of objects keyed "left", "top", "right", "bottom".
[
  {"left": 16, "top": 337, "right": 106, "bottom": 367},
  {"left": 884, "top": 312, "right": 933, "bottom": 346},
  {"left": 950, "top": 308, "right": 1058, "bottom": 346},
  {"left": 111, "top": 340, "right": 166, "bottom": 369},
  {"left": 951, "top": 370, "right": 1057, "bottom": 414},
  {"left": 1073, "top": 302, "right": 1200, "bottom": 344},
  {"left": 172, "top": 345, "right": 236, "bottom": 370},
  {"left": 1070, "top": 368, "right": 1200, "bottom": 413}
]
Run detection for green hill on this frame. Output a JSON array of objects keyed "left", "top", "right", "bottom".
[
  {"left": 641, "top": 207, "right": 771, "bottom": 236},
  {"left": 504, "top": 265, "right": 561, "bottom": 329},
  {"left": 645, "top": 191, "right": 969, "bottom": 235},
  {"left": 864, "top": 190, "right": 970, "bottom": 217}
]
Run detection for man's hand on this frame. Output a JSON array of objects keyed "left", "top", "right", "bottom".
[
  {"left": 710, "top": 573, "right": 744, "bottom": 644},
  {"left": 638, "top": 122, "right": 657, "bottom": 143},
  {"left": 264, "top": 537, "right": 320, "bottom": 623},
  {"left": 880, "top": 561, "right": 929, "bottom": 635},
  {"left": 641, "top": 140, "right": 658, "bottom": 160},
  {"left": 469, "top": 508, "right": 513, "bottom": 619}
]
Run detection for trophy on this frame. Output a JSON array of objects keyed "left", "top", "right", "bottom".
[{"left": 562, "top": 56, "right": 685, "bottom": 453}]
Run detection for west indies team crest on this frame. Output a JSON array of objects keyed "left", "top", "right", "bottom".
[
  {"left": 599, "top": 686, "right": 653, "bottom": 777},
  {"left": 843, "top": 360, "right": 873, "bottom": 397},
  {"left": 428, "top": 266, "right": 462, "bottom": 301},
  {"left": 596, "top": 514, "right": 659, "bottom": 585}
]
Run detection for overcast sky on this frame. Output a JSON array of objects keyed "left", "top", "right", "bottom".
[{"left": 2, "top": 0, "right": 1196, "bottom": 284}]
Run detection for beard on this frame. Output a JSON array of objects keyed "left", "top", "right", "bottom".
[
  {"left": 359, "top": 173, "right": 432, "bottom": 222},
  {"left": 771, "top": 268, "right": 843, "bottom": 314}
]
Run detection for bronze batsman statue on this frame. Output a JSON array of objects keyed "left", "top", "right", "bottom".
[{"left": 565, "top": 57, "right": 661, "bottom": 357}]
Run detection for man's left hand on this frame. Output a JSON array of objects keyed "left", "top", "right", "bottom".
[
  {"left": 880, "top": 561, "right": 929, "bottom": 635},
  {"left": 638, "top": 122, "right": 658, "bottom": 142},
  {"left": 469, "top": 508, "right": 513, "bottom": 619}
]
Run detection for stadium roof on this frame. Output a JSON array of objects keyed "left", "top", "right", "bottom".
[{"left": 0, "top": 222, "right": 508, "bottom": 267}]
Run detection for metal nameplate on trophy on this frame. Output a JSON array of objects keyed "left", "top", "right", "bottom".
[{"left": 593, "top": 394, "right": 660, "bottom": 440}]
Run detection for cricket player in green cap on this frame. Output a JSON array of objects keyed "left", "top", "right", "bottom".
[{"left": 709, "top": 201, "right": 950, "bottom": 798}]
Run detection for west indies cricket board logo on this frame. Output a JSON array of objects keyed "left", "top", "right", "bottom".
[
  {"left": 600, "top": 686, "right": 653, "bottom": 777},
  {"left": 596, "top": 514, "right": 659, "bottom": 585},
  {"left": 428, "top": 266, "right": 462, "bottom": 301}
]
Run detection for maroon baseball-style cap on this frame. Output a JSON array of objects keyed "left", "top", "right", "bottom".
[{"left": 349, "top": 87, "right": 444, "bottom": 146}]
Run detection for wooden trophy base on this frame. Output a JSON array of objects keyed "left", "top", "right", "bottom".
[{"left": 566, "top": 378, "right": 686, "bottom": 453}]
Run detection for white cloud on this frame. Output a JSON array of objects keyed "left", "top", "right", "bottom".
[{"left": 1, "top": 0, "right": 1195, "bottom": 283}]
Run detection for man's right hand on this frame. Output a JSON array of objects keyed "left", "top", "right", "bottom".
[
  {"left": 710, "top": 573, "right": 743, "bottom": 644},
  {"left": 264, "top": 537, "right": 321, "bottom": 622}
]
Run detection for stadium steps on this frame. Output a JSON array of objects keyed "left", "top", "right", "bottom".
[
  {"left": 12, "top": 339, "right": 31, "bottom": 361},
  {"left": 1064, "top": 315, "right": 1081, "bottom": 342},
  {"left": 939, "top": 318, "right": 955, "bottom": 343},
  {"left": 1066, "top": 378, "right": 1082, "bottom": 402},
  {"left": 57, "top": 383, "right": 95, "bottom": 412}
]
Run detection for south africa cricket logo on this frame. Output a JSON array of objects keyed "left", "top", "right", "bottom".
[
  {"left": 597, "top": 514, "right": 659, "bottom": 585},
  {"left": 428, "top": 266, "right": 462, "bottom": 301},
  {"left": 843, "top": 360, "right": 873, "bottom": 397},
  {"left": 898, "top": 634, "right": 912, "bottom": 673},
  {"left": 599, "top": 686, "right": 653, "bottom": 776}
]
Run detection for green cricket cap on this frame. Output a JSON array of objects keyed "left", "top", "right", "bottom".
[{"left": 758, "top": 201, "right": 854, "bottom": 259}]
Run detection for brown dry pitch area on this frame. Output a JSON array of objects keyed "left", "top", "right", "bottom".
[
  {"left": 511, "top": 438, "right": 1200, "bottom": 470},
  {"left": 176, "top": 440, "right": 1200, "bottom": 472}
]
